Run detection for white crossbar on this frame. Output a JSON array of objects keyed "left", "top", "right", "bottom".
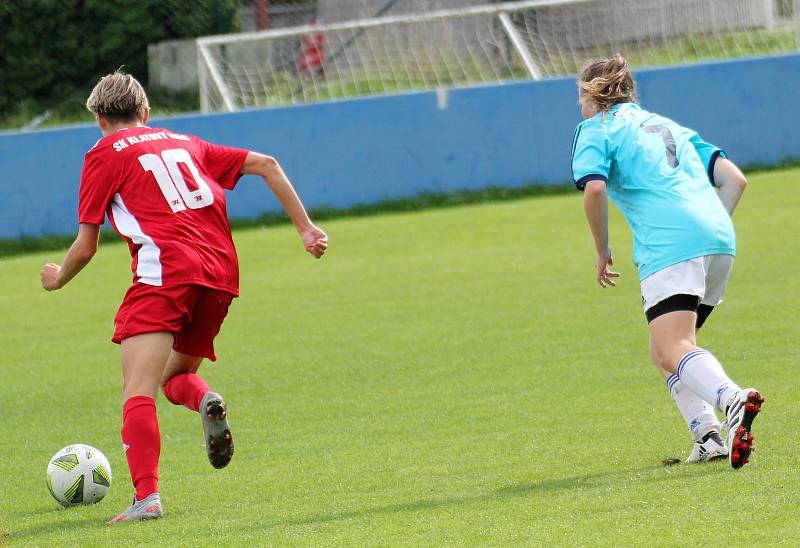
[{"left": 197, "top": 0, "right": 594, "bottom": 46}]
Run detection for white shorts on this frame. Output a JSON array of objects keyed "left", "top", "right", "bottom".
[{"left": 640, "top": 254, "right": 734, "bottom": 312}]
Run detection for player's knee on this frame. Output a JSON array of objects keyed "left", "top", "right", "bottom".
[
  {"left": 160, "top": 372, "right": 180, "bottom": 390},
  {"left": 649, "top": 345, "right": 668, "bottom": 371},
  {"left": 654, "top": 339, "right": 697, "bottom": 373},
  {"left": 161, "top": 375, "right": 180, "bottom": 405},
  {"left": 650, "top": 341, "right": 681, "bottom": 373}
]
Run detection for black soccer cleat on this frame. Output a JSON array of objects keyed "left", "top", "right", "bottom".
[{"left": 200, "top": 392, "right": 234, "bottom": 469}]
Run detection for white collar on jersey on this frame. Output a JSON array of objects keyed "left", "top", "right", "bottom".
[{"left": 115, "top": 125, "right": 151, "bottom": 133}]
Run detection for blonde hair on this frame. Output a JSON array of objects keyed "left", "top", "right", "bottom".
[
  {"left": 86, "top": 72, "right": 149, "bottom": 122},
  {"left": 578, "top": 53, "right": 636, "bottom": 112}
]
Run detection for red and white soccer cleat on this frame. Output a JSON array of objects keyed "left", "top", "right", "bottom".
[{"left": 725, "top": 389, "right": 764, "bottom": 469}]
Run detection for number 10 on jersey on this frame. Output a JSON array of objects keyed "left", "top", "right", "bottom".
[{"left": 138, "top": 148, "right": 215, "bottom": 212}]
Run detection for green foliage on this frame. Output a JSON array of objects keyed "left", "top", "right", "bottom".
[
  {"left": 1, "top": 168, "right": 799, "bottom": 544},
  {"left": 0, "top": 0, "right": 238, "bottom": 117},
  {"left": 0, "top": 86, "right": 201, "bottom": 130}
]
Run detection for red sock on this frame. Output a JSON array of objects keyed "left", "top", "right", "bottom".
[
  {"left": 162, "top": 373, "right": 211, "bottom": 412},
  {"left": 121, "top": 396, "right": 160, "bottom": 500}
]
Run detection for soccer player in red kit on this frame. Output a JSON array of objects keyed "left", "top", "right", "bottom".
[{"left": 40, "top": 72, "right": 328, "bottom": 523}]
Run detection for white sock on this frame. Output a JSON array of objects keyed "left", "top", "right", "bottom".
[
  {"left": 667, "top": 374, "right": 720, "bottom": 441},
  {"left": 676, "top": 348, "right": 741, "bottom": 413}
]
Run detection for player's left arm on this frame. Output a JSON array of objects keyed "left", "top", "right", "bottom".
[
  {"left": 240, "top": 152, "right": 328, "bottom": 259},
  {"left": 688, "top": 132, "right": 746, "bottom": 215},
  {"left": 712, "top": 157, "right": 747, "bottom": 216},
  {"left": 40, "top": 223, "right": 100, "bottom": 291}
]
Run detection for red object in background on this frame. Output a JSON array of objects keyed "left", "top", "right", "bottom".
[
  {"left": 256, "top": 0, "right": 270, "bottom": 30},
  {"left": 298, "top": 25, "right": 325, "bottom": 74}
]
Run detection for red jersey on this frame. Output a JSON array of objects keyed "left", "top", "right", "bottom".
[{"left": 78, "top": 126, "right": 249, "bottom": 295}]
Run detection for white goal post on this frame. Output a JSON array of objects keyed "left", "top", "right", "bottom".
[{"left": 197, "top": 0, "right": 799, "bottom": 112}]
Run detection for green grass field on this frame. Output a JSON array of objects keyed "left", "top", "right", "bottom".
[{"left": 1, "top": 168, "right": 799, "bottom": 546}]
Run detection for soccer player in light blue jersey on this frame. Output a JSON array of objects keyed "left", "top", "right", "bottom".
[{"left": 571, "top": 54, "right": 764, "bottom": 468}]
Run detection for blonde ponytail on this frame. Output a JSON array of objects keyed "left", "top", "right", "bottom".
[{"left": 578, "top": 53, "right": 636, "bottom": 112}]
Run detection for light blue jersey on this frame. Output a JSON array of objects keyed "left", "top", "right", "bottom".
[{"left": 571, "top": 102, "right": 735, "bottom": 280}]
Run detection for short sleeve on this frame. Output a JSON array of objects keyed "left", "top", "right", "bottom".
[
  {"left": 689, "top": 132, "right": 726, "bottom": 186},
  {"left": 571, "top": 122, "right": 611, "bottom": 191},
  {"left": 78, "top": 149, "right": 117, "bottom": 224},
  {"left": 196, "top": 138, "right": 249, "bottom": 190}
]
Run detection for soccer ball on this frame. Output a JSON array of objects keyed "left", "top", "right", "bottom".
[{"left": 46, "top": 444, "right": 112, "bottom": 507}]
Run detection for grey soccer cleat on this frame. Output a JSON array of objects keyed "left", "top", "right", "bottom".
[
  {"left": 725, "top": 389, "right": 764, "bottom": 469},
  {"left": 685, "top": 431, "right": 727, "bottom": 464},
  {"left": 108, "top": 492, "right": 164, "bottom": 524},
  {"left": 200, "top": 391, "right": 234, "bottom": 469}
]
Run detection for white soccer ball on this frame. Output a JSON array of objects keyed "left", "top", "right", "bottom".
[{"left": 46, "top": 444, "right": 112, "bottom": 507}]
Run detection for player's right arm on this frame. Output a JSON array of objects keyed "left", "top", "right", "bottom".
[
  {"left": 42, "top": 146, "right": 115, "bottom": 291},
  {"left": 40, "top": 223, "right": 100, "bottom": 291},
  {"left": 572, "top": 121, "right": 619, "bottom": 288},
  {"left": 583, "top": 179, "right": 618, "bottom": 288},
  {"left": 240, "top": 152, "right": 328, "bottom": 259}
]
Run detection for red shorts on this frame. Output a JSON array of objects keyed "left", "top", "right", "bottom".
[{"left": 112, "top": 283, "right": 235, "bottom": 361}]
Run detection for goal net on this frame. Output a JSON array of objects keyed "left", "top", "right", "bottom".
[{"left": 197, "top": 0, "right": 800, "bottom": 112}]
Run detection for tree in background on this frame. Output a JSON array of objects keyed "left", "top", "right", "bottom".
[{"left": 0, "top": 0, "right": 239, "bottom": 119}]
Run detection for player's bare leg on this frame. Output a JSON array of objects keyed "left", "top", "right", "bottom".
[
  {"left": 122, "top": 332, "right": 174, "bottom": 399},
  {"left": 162, "top": 350, "right": 204, "bottom": 381},
  {"left": 111, "top": 332, "right": 173, "bottom": 524},
  {"left": 649, "top": 310, "right": 698, "bottom": 375},
  {"left": 162, "top": 350, "right": 234, "bottom": 469}
]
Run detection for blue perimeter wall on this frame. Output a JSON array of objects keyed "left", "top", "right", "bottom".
[{"left": 1, "top": 53, "right": 799, "bottom": 239}]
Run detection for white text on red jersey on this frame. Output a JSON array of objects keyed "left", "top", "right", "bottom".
[{"left": 112, "top": 131, "right": 190, "bottom": 152}]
